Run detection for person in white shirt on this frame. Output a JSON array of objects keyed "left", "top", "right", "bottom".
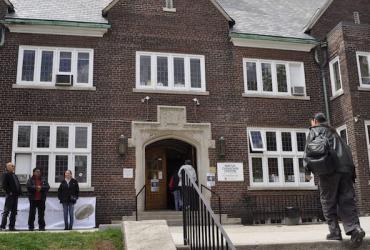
[{"left": 178, "top": 160, "right": 197, "bottom": 186}]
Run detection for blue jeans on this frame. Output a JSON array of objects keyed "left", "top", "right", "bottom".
[
  {"left": 62, "top": 203, "right": 74, "bottom": 229},
  {"left": 173, "top": 190, "right": 182, "bottom": 211}
]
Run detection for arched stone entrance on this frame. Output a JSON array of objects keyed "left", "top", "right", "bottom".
[{"left": 129, "top": 106, "right": 215, "bottom": 211}]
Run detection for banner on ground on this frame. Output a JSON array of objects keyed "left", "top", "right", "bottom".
[{"left": 0, "top": 197, "right": 96, "bottom": 230}]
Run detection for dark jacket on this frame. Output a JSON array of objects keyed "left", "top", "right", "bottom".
[
  {"left": 58, "top": 178, "right": 79, "bottom": 204},
  {"left": 1, "top": 171, "right": 22, "bottom": 196},
  {"left": 26, "top": 176, "right": 50, "bottom": 201},
  {"left": 304, "top": 124, "right": 355, "bottom": 175}
]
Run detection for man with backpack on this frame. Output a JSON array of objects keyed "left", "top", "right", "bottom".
[{"left": 304, "top": 113, "right": 365, "bottom": 248}]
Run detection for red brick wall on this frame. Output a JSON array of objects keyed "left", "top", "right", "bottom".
[{"left": 310, "top": 0, "right": 370, "bottom": 39}]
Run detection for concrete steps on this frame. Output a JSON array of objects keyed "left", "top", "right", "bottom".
[{"left": 119, "top": 210, "right": 241, "bottom": 226}]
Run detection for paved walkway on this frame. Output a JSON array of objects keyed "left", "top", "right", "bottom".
[{"left": 170, "top": 217, "right": 370, "bottom": 247}]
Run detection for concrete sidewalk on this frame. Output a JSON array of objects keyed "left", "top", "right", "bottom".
[{"left": 170, "top": 217, "right": 370, "bottom": 249}]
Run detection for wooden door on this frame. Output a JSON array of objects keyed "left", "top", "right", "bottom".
[{"left": 145, "top": 148, "right": 167, "bottom": 210}]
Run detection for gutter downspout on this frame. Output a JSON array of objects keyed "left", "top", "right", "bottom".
[
  {"left": 0, "top": 27, "right": 5, "bottom": 47},
  {"left": 314, "top": 41, "right": 330, "bottom": 124}
]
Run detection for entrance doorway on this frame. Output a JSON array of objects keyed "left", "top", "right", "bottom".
[{"left": 145, "top": 139, "right": 197, "bottom": 210}]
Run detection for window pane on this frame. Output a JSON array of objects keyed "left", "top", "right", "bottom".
[
  {"left": 36, "top": 155, "right": 49, "bottom": 182},
  {"left": 359, "top": 56, "right": 370, "bottom": 85},
  {"left": 268, "top": 158, "right": 279, "bottom": 183},
  {"left": 157, "top": 56, "right": 168, "bottom": 87},
  {"left": 283, "top": 158, "right": 294, "bottom": 182},
  {"left": 166, "top": 0, "right": 173, "bottom": 8},
  {"left": 296, "top": 132, "right": 306, "bottom": 152},
  {"left": 75, "top": 155, "right": 87, "bottom": 183},
  {"left": 77, "top": 52, "right": 89, "bottom": 83},
  {"left": 281, "top": 132, "right": 292, "bottom": 151},
  {"left": 277, "top": 64, "right": 287, "bottom": 92},
  {"left": 262, "top": 63, "right": 272, "bottom": 92},
  {"left": 37, "top": 126, "right": 50, "bottom": 148},
  {"left": 174, "top": 57, "right": 185, "bottom": 87},
  {"left": 40, "top": 51, "right": 53, "bottom": 82},
  {"left": 22, "top": 50, "right": 35, "bottom": 81},
  {"left": 368, "top": 126, "right": 370, "bottom": 145},
  {"left": 55, "top": 155, "right": 68, "bottom": 183},
  {"left": 266, "top": 132, "right": 277, "bottom": 151},
  {"left": 333, "top": 61, "right": 341, "bottom": 91},
  {"left": 140, "top": 55, "right": 151, "bottom": 86},
  {"left": 75, "top": 127, "right": 88, "bottom": 148},
  {"left": 250, "top": 131, "right": 264, "bottom": 150},
  {"left": 246, "top": 62, "right": 257, "bottom": 91},
  {"left": 18, "top": 126, "right": 31, "bottom": 147},
  {"left": 59, "top": 52, "right": 72, "bottom": 72},
  {"left": 56, "top": 127, "right": 69, "bottom": 148},
  {"left": 190, "top": 58, "right": 201, "bottom": 88},
  {"left": 299, "top": 158, "right": 309, "bottom": 183},
  {"left": 340, "top": 129, "right": 347, "bottom": 144},
  {"left": 252, "top": 158, "right": 263, "bottom": 182}
]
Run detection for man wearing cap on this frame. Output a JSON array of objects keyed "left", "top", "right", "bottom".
[{"left": 304, "top": 113, "right": 365, "bottom": 248}]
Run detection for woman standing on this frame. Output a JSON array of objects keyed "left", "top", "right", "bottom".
[{"left": 58, "top": 170, "right": 79, "bottom": 230}]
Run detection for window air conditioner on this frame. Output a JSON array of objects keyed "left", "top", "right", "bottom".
[
  {"left": 291, "top": 86, "right": 305, "bottom": 96},
  {"left": 56, "top": 74, "right": 73, "bottom": 86}
]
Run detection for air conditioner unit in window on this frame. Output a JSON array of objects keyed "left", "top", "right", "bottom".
[
  {"left": 56, "top": 74, "right": 73, "bottom": 86},
  {"left": 291, "top": 86, "right": 305, "bottom": 96}
]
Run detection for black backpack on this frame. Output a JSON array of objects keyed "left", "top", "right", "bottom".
[{"left": 304, "top": 129, "right": 336, "bottom": 175}]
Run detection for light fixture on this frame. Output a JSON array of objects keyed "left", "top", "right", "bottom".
[
  {"left": 354, "top": 115, "right": 361, "bottom": 123},
  {"left": 118, "top": 134, "right": 128, "bottom": 156},
  {"left": 193, "top": 98, "right": 200, "bottom": 106},
  {"left": 218, "top": 136, "right": 226, "bottom": 158}
]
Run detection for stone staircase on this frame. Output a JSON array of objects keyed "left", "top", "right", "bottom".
[{"left": 115, "top": 210, "right": 241, "bottom": 226}]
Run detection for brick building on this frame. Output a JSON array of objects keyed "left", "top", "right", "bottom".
[{"left": 0, "top": 0, "right": 369, "bottom": 225}]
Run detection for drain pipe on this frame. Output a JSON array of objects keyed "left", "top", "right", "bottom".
[
  {"left": 0, "top": 27, "right": 5, "bottom": 47},
  {"left": 314, "top": 41, "right": 330, "bottom": 124}
]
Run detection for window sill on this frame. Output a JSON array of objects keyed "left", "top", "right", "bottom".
[
  {"left": 242, "top": 93, "right": 310, "bottom": 100},
  {"left": 133, "top": 88, "right": 209, "bottom": 95},
  {"left": 13, "top": 84, "right": 96, "bottom": 91},
  {"left": 163, "top": 7, "right": 176, "bottom": 12},
  {"left": 358, "top": 86, "right": 370, "bottom": 91},
  {"left": 248, "top": 186, "right": 317, "bottom": 191},
  {"left": 330, "top": 90, "right": 344, "bottom": 100},
  {"left": 49, "top": 187, "right": 95, "bottom": 192}
]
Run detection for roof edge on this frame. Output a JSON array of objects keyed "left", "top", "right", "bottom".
[
  {"left": 3, "top": 0, "right": 14, "bottom": 12},
  {"left": 102, "top": 0, "right": 120, "bottom": 16},
  {"left": 230, "top": 32, "right": 319, "bottom": 45},
  {"left": 304, "top": 0, "right": 334, "bottom": 32},
  {"left": 2, "top": 18, "right": 111, "bottom": 29}
]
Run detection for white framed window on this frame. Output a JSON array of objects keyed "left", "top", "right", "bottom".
[
  {"left": 337, "top": 124, "right": 348, "bottom": 144},
  {"left": 165, "top": 0, "right": 174, "bottom": 8},
  {"left": 356, "top": 52, "right": 370, "bottom": 87},
  {"left": 243, "top": 59, "right": 306, "bottom": 96},
  {"left": 136, "top": 51, "right": 206, "bottom": 92},
  {"left": 329, "top": 56, "right": 343, "bottom": 96},
  {"left": 364, "top": 121, "right": 370, "bottom": 170},
  {"left": 12, "top": 122, "right": 92, "bottom": 188},
  {"left": 247, "top": 128, "right": 314, "bottom": 188},
  {"left": 17, "top": 46, "right": 94, "bottom": 87}
]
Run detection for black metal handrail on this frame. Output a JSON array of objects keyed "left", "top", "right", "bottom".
[
  {"left": 181, "top": 169, "right": 236, "bottom": 250},
  {"left": 135, "top": 184, "right": 146, "bottom": 221},
  {"left": 201, "top": 184, "right": 222, "bottom": 225}
]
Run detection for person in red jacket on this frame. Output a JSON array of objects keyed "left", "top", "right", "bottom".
[{"left": 26, "top": 168, "right": 50, "bottom": 231}]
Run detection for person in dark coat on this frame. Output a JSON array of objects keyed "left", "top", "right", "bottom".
[
  {"left": 58, "top": 170, "right": 79, "bottom": 230},
  {"left": 304, "top": 113, "right": 365, "bottom": 248},
  {"left": 26, "top": 168, "right": 50, "bottom": 231},
  {"left": 0, "top": 162, "right": 22, "bottom": 231}
]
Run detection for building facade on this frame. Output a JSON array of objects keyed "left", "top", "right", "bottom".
[{"left": 0, "top": 0, "right": 370, "bottom": 225}]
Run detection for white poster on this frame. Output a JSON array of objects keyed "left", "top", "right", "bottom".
[
  {"left": 217, "top": 162, "right": 244, "bottom": 182},
  {"left": 206, "top": 173, "right": 216, "bottom": 187},
  {"left": 0, "top": 197, "right": 96, "bottom": 230},
  {"left": 123, "top": 168, "right": 134, "bottom": 178}
]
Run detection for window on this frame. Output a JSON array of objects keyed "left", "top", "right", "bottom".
[
  {"left": 243, "top": 59, "right": 306, "bottom": 96},
  {"left": 136, "top": 52, "right": 206, "bottom": 92},
  {"left": 17, "top": 46, "right": 94, "bottom": 87},
  {"left": 356, "top": 52, "right": 370, "bottom": 87},
  {"left": 364, "top": 121, "right": 370, "bottom": 170},
  {"left": 337, "top": 124, "right": 348, "bottom": 144},
  {"left": 165, "top": 0, "right": 174, "bottom": 9},
  {"left": 248, "top": 128, "right": 314, "bottom": 187},
  {"left": 12, "top": 122, "right": 92, "bottom": 188},
  {"left": 329, "top": 57, "right": 343, "bottom": 96}
]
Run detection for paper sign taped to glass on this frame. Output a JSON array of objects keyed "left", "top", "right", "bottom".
[{"left": 151, "top": 179, "right": 159, "bottom": 192}]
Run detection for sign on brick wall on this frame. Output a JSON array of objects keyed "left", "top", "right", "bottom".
[{"left": 217, "top": 162, "right": 244, "bottom": 182}]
